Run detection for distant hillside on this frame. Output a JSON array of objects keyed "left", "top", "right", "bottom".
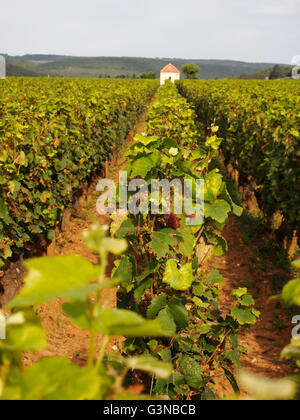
[
  {"left": 1, "top": 54, "right": 282, "bottom": 79},
  {"left": 237, "top": 65, "right": 292, "bottom": 80},
  {"left": 2, "top": 57, "right": 60, "bottom": 77}
]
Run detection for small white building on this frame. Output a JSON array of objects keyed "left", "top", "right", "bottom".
[
  {"left": 160, "top": 63, "right": 180, "bottom": 85},
  {"left": 0, "top": 55, "right": 6, "bottom": 79}
]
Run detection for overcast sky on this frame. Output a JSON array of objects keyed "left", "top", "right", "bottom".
[{"left": 1, "top": 0, "right": 299, "bottom": 63}]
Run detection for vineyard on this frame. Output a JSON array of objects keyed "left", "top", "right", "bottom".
[
  {"left": 177, "top": 80, "right": 300, "bottom": 246},
  {"left": 0, "top": 77, "right": 299, "bottom": 401},
  {"left": 0, "top": 78, "right": 158, "bottom": 267}
]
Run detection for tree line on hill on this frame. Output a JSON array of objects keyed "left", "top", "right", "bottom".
[
  {"left": 238, "top": 64, "right": 293, "bottom": 80},
  {"left": 3, "top": 54, "right": 280, "bottom": 79},
  {"left": 3, "top": 54, "right": 292, "bottom": 81}
]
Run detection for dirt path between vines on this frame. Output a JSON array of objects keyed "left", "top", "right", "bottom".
[
  {"left": 212, "top": 215, "right": 295, "bottom": 398},
  {"left": 20, "top": 105, "right": 151, "bottom": 367}
]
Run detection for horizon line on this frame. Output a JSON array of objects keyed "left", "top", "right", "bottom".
[{"left": 0, "top": 53, "right": 289, "bottom": 66}]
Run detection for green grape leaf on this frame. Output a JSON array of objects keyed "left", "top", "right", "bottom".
[
  {"left": 205, "top": 200, "right": 231, "bottom": 224},
  {"left": 292, "top": 260, "right": 300, "bottom": 270},
  {"left": 8, "top": 255, "right": 102, "bottom": 307},
  {"left": 207, "top": 269, "right": 225, "bottom": 286},
  {"left": 281, "top": 338, "right": 300, "bottom": 360},
  {"left": 136, "top": 261, "right": 159, "bottom": 284},
  {"left": 163, "top": 260, "right": 194, "bottom": 291},
  {"left": 0, "top": 199, "right": 9, "bottom": 219},
  {"left": 147, "top": 293, "right": 167, "bottom": 319},
  {"left": 167, "top": 298, "right": 188, "bottom": 329},
  {"left": 180, "top": 356, "right": 204, "bottom": 389},
  {"left": 130, "top": 156, "right": 154, "bottom": 178},
  {"left": 192, "top": 282, "right": 204, "bottom": 297},
  {"left": 282, "top": 278, "right": 300, "bottom": 307},
  {"left": 221, "top": 183, "right": 243, "bottom": 217},
  {"left": 0, "top": 198, "right": 12, "bottom": 224},
  {"left": 134, "top": 277, "right": 154, "bottom": 303},
  {"left": 95, "top": 309, "right": 171, "bottom": 337},
  {"left": 231, "top": 288, "right": 248, "bottom": 298},
  {"left": 114, "top": 219, "right": 136, "bottom": 239},
  {"left": 214, "top": 234, "right": 228, "bottom": 257},
  {"left": 148, "top": 229, "right": 177, "bottom": 259},
  {"left": 223, "top": 368, "right": 240, "bottom": 394},
  {"left": 14, "top": 357, "right": 101, "bottom": 400},
  {"left": 177, "top": 227, "right": 195, "bottom": 257},
  {"left": 112, "top": 256, "right": 133, "bottom": 292},
  {"left": 204, "top": 229, "right": 228, "bottom": 257},
  {"left": 231, "top": 306, "right": 257, "bottom": 325},
  {"left": 251, "top": 308, "right": 261, "bottom": 318},
  {"left": 127, "top": 357, "right": 172, "bottom": 379},
  {"left": 83, "top": 224, "right": 127, "bottom": 255},
  {"left": 204, "top": 170, "right": 223, "bottom": 202},
  {"left": 102, "top": 238, "right": 127, "bottom": 255},
  {"left": 156, "top": 308, "right": 176, "bottom": 334},
  {"left": 238, "top": 370, "right": 296, "bottom": 400},
  {"left": 62, "top": 301, "right": 91, "bottom": 330},
  {"left": 239, "top": 294, "right": 255, "bottom": 307},
  {"left": 232, "top": 203, "right": 243, "bottom": 217},
  {"left": 134, "top": 134, "right": 160, "bottom": 147},
  {"left": 6, "top": 325, "right": 47, "bottom": 351}
]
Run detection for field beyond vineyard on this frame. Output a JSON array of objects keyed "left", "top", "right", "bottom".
[{"left": 0, "top": 78, "right": 299, "bottom": 401}]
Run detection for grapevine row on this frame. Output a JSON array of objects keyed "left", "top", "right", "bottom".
[
  {"left": 113, "top": 82, "right": 259, "bottom": 399},
  {"left": 177, "top": 79, "right": 300, "bottom": 244},
  {"left": 0, "top": 78, "right": 159, "bottom": 267}
]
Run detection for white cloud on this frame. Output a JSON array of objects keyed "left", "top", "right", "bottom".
[{"left": 292, "top": 55, "right": 300, "bottom": 65}]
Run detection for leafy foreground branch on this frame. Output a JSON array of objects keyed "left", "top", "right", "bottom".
[{"left": 0, "top": 226, "right": 173, "bottom": 400}]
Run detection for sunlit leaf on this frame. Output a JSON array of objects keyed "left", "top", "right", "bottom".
[
  {"left": 238, "top": 370, "right": 296, "bottom": 400},
  {"left": 9, "top": 255, "right": 101, "bottom": 307},
  {"left": 163, "top": 259, "right": 194, "bottom": 291},
  {"left": 13, "top": 357, "right": 101, "bottom": 400},
  {"left": 95, "top": 309, "right": 171, "bottom": 337},
  {"left": 127, "top": 357, "right": 172, "bottom": 379}
]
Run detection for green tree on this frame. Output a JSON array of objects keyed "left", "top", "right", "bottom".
[
  {"left": 140, "top": 72, "right": 156, "bottom": 79},
  {"left": 181, "top": 63, "right": 200, "bottom": 79},
  {"left": 269, "top": 65, "right": 282, "bottom": 80},
  {"left": 269, "top": 65, "right": 291, "bottom": 80}
]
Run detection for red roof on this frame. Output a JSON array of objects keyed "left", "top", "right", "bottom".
[{"left": 160, "top": 63, "right": 180, "bottom": 74}]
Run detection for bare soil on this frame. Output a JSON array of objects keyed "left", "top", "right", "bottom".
[{"left": 212, "top": 215, "right": 295, "bottom": 397}]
